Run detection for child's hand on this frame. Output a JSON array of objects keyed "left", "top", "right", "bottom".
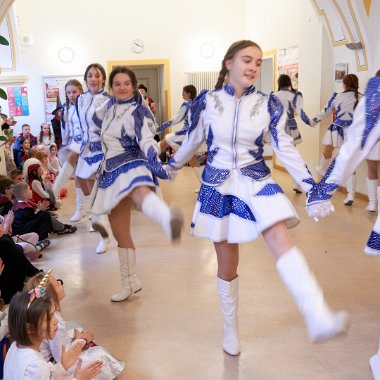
[
  {"left": 37, "top": 200, "right": 50, "bottom": 211},
  {"left": 0, "top": 259, "right": 4, "bottom": 276},
  {"left": 75, "top": 330, "right": 95, "bottom": 343},
  {"left": 61, "top": 342, "right": 84, "bottom": 370},
  {"left": 74, "top": 358, "right": 103, "bottom": 380}
]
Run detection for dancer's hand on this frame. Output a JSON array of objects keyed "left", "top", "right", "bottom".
[
  {"left": 164, "top": 165, "right": 178, "bottom": 181},
  {"left": 61, "top": 342, "right": 84, "bottom": 370},
  {"left": 306, "top": 200, "right": 335, "bottom": 221},
  {"left": 74, "top": 358, "right": 103, "bottom": 380},
  {"left": 75, "top": 329, "right": 94, "bottom": 343}
]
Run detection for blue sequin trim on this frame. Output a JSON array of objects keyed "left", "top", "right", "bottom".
[
  {"left": 202, "top": 164, "right": 230, "bottom": 185},
  {"left": 89, "top": 141, "right": 102, "bottom": 152},
  {"left": 105, "top": 151, "right": 146, "bottom": 171},
  {"left": 256, "top": 183, "right": 284, "bottom": 196},
  {"left": 198, "top": 185, "right": 256, "bottom": 221},
  {"left": 361, "top": 77, "right": 380, "bottom": 149},
  {"left": 188, "top": 90, "right": 208, "bottom": 136},
  {"left": 84, "top": 154, "right": 103, "bottom": 166},
  {"left": 268, "top": 93, "right": 284, "bottom": 148},
  {"left": 98, "top": 160, "right": 148, "bottom": 189},
  {"left": 118, "top": 175, "right": 155, "bottom": 196},
  {"left": 132, "top": 104, "right": 155, "bottom": 141},
  {"left": 325, "top": 93, "right": 337, "bottom": 112},
  {"left": 333, "top": 119, "right": 352, "bottom": 127},
  {"left": 248, "top": 132, "right": 265, "bottom": 160},
  {"left": 146, "top": 146, "right": 170, "bottom": 179},
  {"left": 92, "top": 112, "right": 103, "bottom": 128},
  {"left": 366, "top": 230, "right": 380, "bottom": 251},
  {"left": 240, "top": 160, "right": 270, "bottom": 181},
  {"left": 327, "top": 123, "right": 344, "bottom": 139},
  {"left": 300, "top": 109, "right": 311, "bottom": 125},
  {"left": 73, "top": 135, "right": 82, "bottom": 143}
]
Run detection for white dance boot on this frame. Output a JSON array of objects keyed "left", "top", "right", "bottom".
[
  {"left": 366, "top": 179, "right": 378, "bottom": 212},
  {"left": 92, "top": 214, "right": 110, "bottom": 254},
  {"left": 111, "top": 247, "right": 142, "bottom": 302},
  {"left": 217, "top": 277, "right": 240, "bottom": 356},
  {"left": 52, "top": 161, "right": 75, "bottom": 195},
  {"left": 343, "top": 174, "right": 356, "bottom": 206},
  {"left": 141, "top": 192, "right": 183, "bottom": 242},
  {"left": 70, "top": 188, "right": 85, "bottom": 222},
  {"left": 276, "top": 247, "right": 349, "bottom": 342},
  {"left": 292, "top": 178, "right": 302, "bottom": 193},
  {"left": 370, "top": 340, "right": 380, "bottom": 380},
  {"left": 192, "top": 166, "right": 204, "bottom": 193},
  {"left": 316, "top": 155, "right": 331, "bottom": 177}
]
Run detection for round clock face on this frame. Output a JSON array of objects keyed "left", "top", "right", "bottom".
[{"left": 131, "top": 38, "right": 144, "bottom": 53}]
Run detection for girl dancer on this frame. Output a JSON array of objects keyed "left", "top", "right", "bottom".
[
  {"left": 52, "top": 79, "right": 84, "bottom": 221},
  {"left": 274, "top": 74, "right": 312, "bottom": 192},
  {"left": 75, "top": 63, "right": 112, "bottom": 254},
  {"left": 91, "top": 66, "right": 183, "bottom": 302},
  {"left": 312, "top": 72, "right": 380, "bottom": 379},
  {"left": 4, "top": 274, "right": 102, "bottom": 379},
  {"left": 311, "top": 74, "right": 362, "bottom": 205},
  {"left": 168, "top": 40, "right": 347, "bottom": 355}
]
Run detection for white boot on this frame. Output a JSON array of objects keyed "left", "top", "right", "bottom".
[
  {"left": 217, "top": 277, "right": 240, "bottom": 356},
  {"left": 316, "top": 155, "right": 331, "bottom": 177},
  {"left": 91, "top": 214, "right": 109, "bottom": 239},
  {"left": 141, "top": 191, "right": 183, "bottom": 242},
  {"left": 111, "top": 248, "right": 142, "bottom": 302},
  {"left": 276, "top": 247, "right": 349, "bottom": 342},
  {"left": 192, "top": 166, "right": 204, "bottom": 193},
  {"left": 96, "top": 236, "right": 110, "bottom": 254},
  {"left": 292, "top": 178, "right": 302, "bottom": 193},
  {"left": 366, "top": 179, "right": 378, "bottom": 212},
  {"left": 70, "top": 188, "right": 85, "bottom": 222},
  {"left": 343, "top": 174, "right": 356, "bottom": 206},
  {"left": 370, "top": 340, "right": 380, "bottom": 380},
  {"left": 52, "top": 161, "right": 75, "bottom": 195}
]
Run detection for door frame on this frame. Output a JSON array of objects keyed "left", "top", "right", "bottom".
[{"left": 107, "top": 59, "right": 171, "bottom": 120}]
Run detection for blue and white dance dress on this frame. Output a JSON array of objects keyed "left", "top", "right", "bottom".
[
  {"left": 91, "top": 96, "right": 170, "bottom": 215},
  {"left": 157, "top": 100, "right": 192, "bottom": 150},
  {"left": 311, "top": 90, "right": 363, "bottom": 148},
  {"left": 274, "top": 89, "right": 311, "bottom": 145},
  {"left": 58, "top": 101, "right": 83, "bottom": 163},
  {"left": 169, "top": 83, "right": 317, "bottom": 243},
  {"left": 76, "top": 89, "right": 111, "bottom": 179},
  {"left": 316, "top": 77, "right": 380, "bottom": 255}
]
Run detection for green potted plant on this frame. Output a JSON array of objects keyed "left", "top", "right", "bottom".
[{"left": 0, "top": 33, "right": 9, "bottom": 100}]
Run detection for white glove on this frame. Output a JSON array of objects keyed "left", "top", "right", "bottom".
[
  {"left": 306, "top": 200, "right": 335, "bottom": 221},
  {"left": 164, "top": 165, "right": 178, "bottom": 181}
]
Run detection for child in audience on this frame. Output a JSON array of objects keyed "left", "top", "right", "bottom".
[
  {"left": 38, "top": 122, "right": 55, "bottom": 152},
  {"left": 27, "top": 273, "right": 124, "bottom": 379},
  {"left": 15, "top": 138, "right": 30, "bottom": 169},
  {"left": 4, "top": 282, "right": 103, "bottom": 379},
  {"left": 9, "top": 169, "right": 25, "bottom": 184},
  {"left": 48, "top": 143, "right": 61, "bottom": 177}
]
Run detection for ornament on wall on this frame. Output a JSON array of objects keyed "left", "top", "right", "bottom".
[
  {"left": 58, "top": 47, "right": 75, "bottom": 63},
  {"left": 130, "top": 38, "right": 144, "bottom": 53},
  {"left": 200, "top": 43, "right": 214, "bottom": 59}
]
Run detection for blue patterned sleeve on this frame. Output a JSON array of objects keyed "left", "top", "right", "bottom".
[
  {"left": 310, "top": 92, "right": 337, "bottom": 126},
  {"left": 294, "top": 92, "right": 312, "bottom": 126},
  {"left": 92, "top": 97, "right": 114, "bottom": 128},
  {"left": 168, "top": 90, "right": 208, "bottom": 169},
  {"left": 157, "top": 103, "right": 189, "bottom": 133}
]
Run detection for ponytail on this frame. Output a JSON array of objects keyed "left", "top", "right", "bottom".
[
  {"left": 215, "top": 66, "right": 228, "bottom": 90},
  {"left": 343, "top": 74, "right": 359, "bottom": 109}
]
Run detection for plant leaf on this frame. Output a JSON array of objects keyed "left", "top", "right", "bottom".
[
  {"left": 0, "top": 35, "right": 9, "bottom": 46},
  {"left": 0, "top": 88, "right": 7, "bottom": 100},
  {"left": 0, "top": 136, "right": 7, "bottom": 141}
]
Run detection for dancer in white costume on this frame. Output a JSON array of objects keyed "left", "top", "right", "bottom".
[
  {"left": 52, "top": 79, "right": 84, "bottom": 219},
  {"left": 157, "top": 85, "right": 206, "bottom": 188},
  {"left": 274, "top": 74, "right": 312, "bottom": 193},
  {"left": 311, "top": 74, "right": 362, "bottom": 205},
  {"left": 168, "top": 40, "right": 348, "bottom": 356},
  {"left": 75, "top": 64, "right": 112, "bottom": 254},
  {"left": 314, "top": 73, "right": 380, "bottom": 379},
  {"left": 91, "top": 66, "right": 183, "bottom": 302}
]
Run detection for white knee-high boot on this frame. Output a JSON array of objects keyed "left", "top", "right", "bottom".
[
  {"left": 370, "top": 339, "right": 380, "bottom": 380},
  {"left": 292, "top": 178, "right": 302, "bottom": 193},
  {"left": 276, "top": 247, "right": 349, "bottom": 342},
  {"left": 141, "top": 191, "right": 183, "bottom": 242},
  {"left": 217, "top": 276, "right": 240, "bottom": 356},
  {"left": 344, "top": 174, "right": 356, "bottom": 206},
  {"left": 192, "top": 166, "right": 203, "bottom": 184},
  {"left": 111, "top": 247, "right": 142, "bottom": 302},
  {"left": 366, "top": 179, "right": 378, "bottom": 212},
  {"left": 70, "top": 188, "right": 85, "bottom": 222},
  {"left": 316, "top": 155, "right": 331, "bottom": 176},
  {"left": 92, "top": 214, "right": 110, "bottom": 254},
  {"left": 52, "top": 161, "right": 75, "bottom": 195}
]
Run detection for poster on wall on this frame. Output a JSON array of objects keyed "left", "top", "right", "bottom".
[
  {"left": 335, "top": 63, "right": 348, "bottom": 82},
  {"left": 277, "top": 45, "right": 299, "bottom": 90},
  {"left": 42, "top": 75, "right": 85, "bottom": 122},
  {"left": 7, "top": 87, "right": 29, "bottom": 117}
]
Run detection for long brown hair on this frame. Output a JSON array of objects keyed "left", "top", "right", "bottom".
[
  {"left": 109, "top": 66, "right": 139, "bottom": 101},
  {"left": 215, "top": 40, "right": 262, "bottom": 90},
  {"left": 343, "top": 74, "right": 360, "bottom": 109}
]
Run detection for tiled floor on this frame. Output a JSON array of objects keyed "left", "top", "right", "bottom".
[{"left": 36, "top": 167, "right": 380, "bottom": 380}]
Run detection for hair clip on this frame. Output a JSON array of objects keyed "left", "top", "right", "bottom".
[{"left": 27, "top": 268, "right": 52, "bottom": 309}]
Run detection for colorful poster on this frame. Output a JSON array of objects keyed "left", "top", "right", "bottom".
[
  {"left": 277, "top": 45, "right": 299, "bottom": 90},
  {"left": 42, "top": 75, "right": 84, "bottom": 122},
  {"left": 7, "top": 86, "right": 29, "bottom": 116}
]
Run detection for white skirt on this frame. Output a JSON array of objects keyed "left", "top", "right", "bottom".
[
  {"left": 366, "top": 140, "right": 380, "bottom": 161},
  {"left": 76, "top": 142, "right": 103, "bottom": 179},
  {"left": 322, "top": 124, "right": 345, "bottom": 148},
  {"left": 190, "top": 169, "right": 299, "bottom": 243},
  {"left": 91, "top": 159, "right": 157, "bottom": 215},
  {"left": 58, "top": 141, "right": 81, "bottom": 164}
]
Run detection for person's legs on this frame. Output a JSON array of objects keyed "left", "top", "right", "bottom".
[
  {"left": 366, "top": 160, "right": 378, "bottom": 212},
  {"left": 70, "top": 179, "right": 85, "bottom": 222},
  {"left": 132, "top": 186, "right": 183, "bottom": 242},
  {"left": 263, "top": 221, "right": 348, "bottom": 342},
  {"left": 52, "top": 152, "right": 78, "bottom": 194},
  {"left": 316, "top": 145, "right": 334, "bottom": 176},
  {"left": 215, "top": 241, "right": 240, "bottom": 356},
  {"left": 343, "top": 172, "right": 356, "bottom": 206},
  {"left": 108, "top": 197, "right": 141, "bottom": 302}
]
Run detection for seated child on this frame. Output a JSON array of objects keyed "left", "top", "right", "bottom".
[
  {"left": 27, "top": 272, "right": 124, "bottom": 379},
  {"left": 11, "top": 182, "right": 76, "bottom": 240},
  {"left": 9, "top": 169, "right": 25, "bottom": 184},
  {"left": 4, "top": 279, "right": 103, "bottom": 379},
  {"left": 48, "top": 143, "right": 61, "bottom": 177}
]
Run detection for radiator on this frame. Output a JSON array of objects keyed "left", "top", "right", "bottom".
[{"left": 184, "top": 71, "right": 219, "bottom": 92}]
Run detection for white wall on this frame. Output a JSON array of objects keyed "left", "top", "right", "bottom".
[{"left": 0, "top": 0, "right": 246, "bottom": 135}]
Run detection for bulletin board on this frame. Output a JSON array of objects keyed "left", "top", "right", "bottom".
[{"left": 42, "top": 75, "right": 85, "bottom": 122}]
